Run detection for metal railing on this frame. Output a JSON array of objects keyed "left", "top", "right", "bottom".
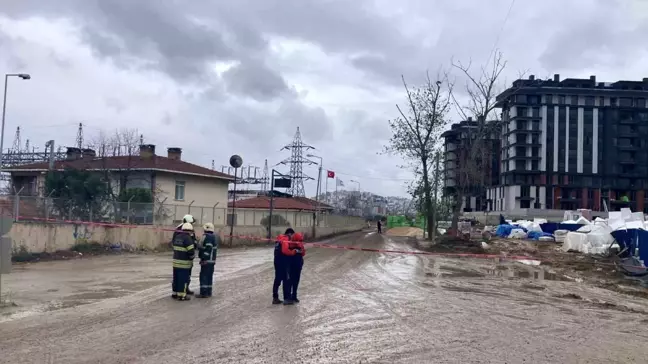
[{"left": 0, "top": 195, "right": 365, "bottom": 228}]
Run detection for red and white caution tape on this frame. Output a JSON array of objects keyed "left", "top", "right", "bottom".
[{"left": 13, "top": 216, "right": 540, "bottom": 262}]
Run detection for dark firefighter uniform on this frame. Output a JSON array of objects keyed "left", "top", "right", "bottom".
[
  {"left": 288, "top": 233, "right": 306, "bottom": 303},
  {"left": 172, "top": 216, "right": 197, "bottom": 295},
  {"left": 196, "top": 223, "right": 219, "bottom": 298},
  {"left": 172, "top": 223, "right": 195, "bottom": 301},
  {"left": 272, "top": 228, "right": 295, "bottom": 304}
]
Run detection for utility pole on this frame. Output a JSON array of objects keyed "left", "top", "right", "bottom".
[
  {"left": 0, "top": 73, "right": 31, "bottom": 173},
  {"left": 307, "top": 154, "right": 323, "bottom": 225}
]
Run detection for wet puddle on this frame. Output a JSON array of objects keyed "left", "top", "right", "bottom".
[
  {"left": 429, "top": 264, "right": 568, "bottom": 282},
  {"left": 488, "top": 268, "right": 569, "bottom": 281}
]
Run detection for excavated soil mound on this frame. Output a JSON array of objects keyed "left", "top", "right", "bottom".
[{"left": 386, "top": 226, "right": 424, "bottom": 237}]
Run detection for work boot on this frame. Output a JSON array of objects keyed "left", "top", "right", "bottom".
[
  {"left": 186, "top": 289, "right": 195, "bottom": 295},
  {"left": 293, "top": 298, "right": 300, "bottom": 303},
  {"left": 272, "top": 297, "right": 283, "bottom": 305},
  {"left": 171, "top": 294, "right": 178, "bottom": 300},
  {"left": 283, "top": 299, "right": 294, "bottom": 305}
]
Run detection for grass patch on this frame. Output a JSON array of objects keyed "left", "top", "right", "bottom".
[
  {"left": 11, "top": 245, "right": 39, "bottom": 263},
  {"left": 70, "top": 240, "right": 105, "bottom": 254}
]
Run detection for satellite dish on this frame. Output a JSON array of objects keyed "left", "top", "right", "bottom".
[{"left": 229, "top": 155, "right": 243, "bottom": 168}]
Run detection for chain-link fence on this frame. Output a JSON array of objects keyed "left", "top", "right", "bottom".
[{"left": 0, "top": 195, "right": 365, "bottom": 228}]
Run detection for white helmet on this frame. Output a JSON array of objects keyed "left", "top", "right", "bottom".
[
  {"left": 183, "top": 214, "right": 195, "bottom": 224},
  {"left": 181, "top": 222, "right": 194, "bottom": 231},
  {"left": 203, "top": 223, "right": 215, "bottom": 232}
]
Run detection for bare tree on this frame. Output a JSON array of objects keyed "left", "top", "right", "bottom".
[
  {"left": 409, "top": 148, "right": 444, "bottom": 240},
  {"left": 448, "top": 51, "right": 519, "bottom": 230},
  {"left": 87, "top": 128, "right": 144, "bottom": 200},
  {"left": 384, "top": 72, "right": 453, "bottom": 240}
]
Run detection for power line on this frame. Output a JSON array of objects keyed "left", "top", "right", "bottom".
[
  {"left": 334, "top": 170, "right": 413, "bottom": 182},
  {"left": 486, "top": 0, "right": 516, "bottom": 65}
]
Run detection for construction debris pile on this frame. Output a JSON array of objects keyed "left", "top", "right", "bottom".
[{"left": 490, "top": 208, "right": 648, "bottom": 276}]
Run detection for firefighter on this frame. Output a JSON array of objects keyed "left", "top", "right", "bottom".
[
  {"left": 272, "top": 228, "right": 295, "bottom": 304},
  {"left": 288, "top": 232, "right": 306, "bottom": 303},
  {"left": 172, "top": 222, "right": 195, "bottom": 301},
  {"left": 195, "top": 223, "right": 219, "bottom": 298},
  {"left": 171, "top": 214, "right": 197, "bottom": 295}
]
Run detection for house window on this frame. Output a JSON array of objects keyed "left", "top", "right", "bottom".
[{"left": 175, "top": 181, "right": 185, "bottom": 201}]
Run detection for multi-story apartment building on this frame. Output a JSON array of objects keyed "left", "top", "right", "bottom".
[
  {"left": 442, "top": 118, "right": 500, "bottom": 212},
  {"left": 489, "top": 74, "right": 648, "bottom": 212}
]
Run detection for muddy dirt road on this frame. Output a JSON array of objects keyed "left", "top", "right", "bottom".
[{"left": 1, "top": 231, "right": 648, "bottom": 363}]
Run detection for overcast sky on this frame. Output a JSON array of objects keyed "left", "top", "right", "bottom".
[{"left": 1, "top": 0, "right": 646, "bottom": 199}]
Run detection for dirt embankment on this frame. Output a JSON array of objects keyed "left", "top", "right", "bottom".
[{"left": 385, "top": 226, "right": 424, "bottom": 238}]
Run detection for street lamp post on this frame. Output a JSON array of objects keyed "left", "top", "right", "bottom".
[
  {"left": 1, "top": 73, "right": 31, "bottom": 173},
  {"left": 306, "top": 153, "right": 323, "bottom": 226},
  {"left": 350, "top": 179, "right": 361, "bottom": 216}
]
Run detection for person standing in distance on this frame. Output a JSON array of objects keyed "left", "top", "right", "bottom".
[
  {"left": 288, "top": 232, "right": 306, "bottom": 304},
  {"left": 171, "top": 214, "right": 197, "bottom": 295},
  {"left": 172, "top": 222, "right": 196, "bottom": 301},
  {"left": 195, "top": 223, "right": 219, "bottom": 298},
  {"left": 377, "top": 220, "right": 382, "bottom": 234},
  {"left": 272, "top": 228, "right": 295, "bottom": 304}
]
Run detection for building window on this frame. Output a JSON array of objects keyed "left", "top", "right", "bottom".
[
  {"left": 585, "top": 96, "right": 595, "bottom": 106},
  {"left": 516, "top": 160, "right": 526, "bottom": 170},
  {"left": 636, "top": 98, "right": 646, "bottom": 108},
  {"left": 570, "top": 95, "right": 579, "bottom": 105},
  {"left": 517, "top": 107, "right": 528, "bottom": 117},
  {"left": 532, "top": 107, "right": 540, "bottom": 117},
  {"left": 545, "top": 94, "right": 553, "bottom": 104},
  {"left": 558, "top": 95, "right": 566, "bottom": 104},
  {"left": 175, "top": 181, "right": 185, "bottom": 201},
  {"left": 620, "top": 97, "right": 633, "bottom": 107}
]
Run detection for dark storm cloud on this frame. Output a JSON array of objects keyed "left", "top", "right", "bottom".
[
  {"left": 221, "top": 60, "right": 292, "bottom": 101},
  {"left": 2, "top": 0, "right": 418, "bottom": 86}
]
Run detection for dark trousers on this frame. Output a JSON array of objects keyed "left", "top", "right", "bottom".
[
  {"left": 378, "top": 225, "right": 382, "bottom": 234},
  {"left": 199, "top": 263, "right": 215, "bottom": 296},
  {"left": 172, "top": 267, "right": 191, "bottom": 297},
  {"left": 188, "top": 266, "right": 192, "bottom": 290},
  {"left": 272, "top": 259, "right": 289, "bottom": 300},
  {"left": 289, "top": 257, "right": 303, "bottom": 300}
]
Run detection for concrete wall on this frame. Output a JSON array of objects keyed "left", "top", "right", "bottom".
[{"left": 9, "top": 219, "right": 367, "bottom": 254}]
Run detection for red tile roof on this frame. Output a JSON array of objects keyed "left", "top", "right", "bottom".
[
  {"left": 3, "top": 156, "right": 234, "bottom": 180},
  {"left": 229, "top": 196, "right": 333, "bottom": 211}
]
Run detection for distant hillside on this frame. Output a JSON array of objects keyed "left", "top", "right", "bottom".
[{"left": 314, "top": 190, "right": 415, "bottom": 216}]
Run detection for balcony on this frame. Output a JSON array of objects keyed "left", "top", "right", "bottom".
[
  {"left": 619, "top": 118, "right": 638, "bottom": 124},
  {"left": 505, "top": 128, "right": 542, "bottom": 136},
  {"left": 506, "top": 155, "right": 541, "bottom": 161},
  {"left": 618, "top": 145, "right": 640, "bottom": 151},
  {"left": 509, "top": 114, "right": 534, "bottom": 120},
  {"left": 509, "top": 141, "right": 542, "bottom": 148}
]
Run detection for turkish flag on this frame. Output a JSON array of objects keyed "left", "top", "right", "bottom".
[{"left": 327, "top": 170, "right": 335, "bottom": 178}]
